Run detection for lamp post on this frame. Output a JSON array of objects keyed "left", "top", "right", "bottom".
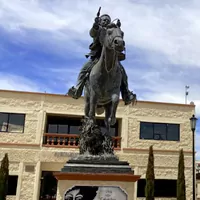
[{"left": 190, "top": 114, "right": 198, "bottom": 200}]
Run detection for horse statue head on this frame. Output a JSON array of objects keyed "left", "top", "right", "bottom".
[{"left": 100, "top": 21, "right": 125, "bottom": 54}]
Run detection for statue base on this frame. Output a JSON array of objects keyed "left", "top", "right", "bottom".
[
  {"left": 53, "top": 119, "right": 140, "bottom": 199},
  {"left": 59, "top": 154, "right": 133, "bottom": 174},
  {"left": 54, "top": 155, "right": 140, "bottom": 200},
  {"left": 54, "top": 156, "right": 140, "bottom": 200}
]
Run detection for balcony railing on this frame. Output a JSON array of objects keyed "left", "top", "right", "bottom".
[{"left": 43, "top": 133, "right": 121, "bottom": 149}]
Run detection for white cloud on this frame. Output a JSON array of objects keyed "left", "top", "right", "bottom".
[
  {"left": 1, "top": 0, "right": 199, "bottom": 112},
  {"left": 0, "top": 73, "right": 49, "bottom": 92},
  {"left": 1, "top": 0, "right": 200, "bottom": 66}
]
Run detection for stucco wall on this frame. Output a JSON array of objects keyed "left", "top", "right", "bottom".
[
  {"left": 197, "top": 184, "right": 200, "bottom": 200},
  {"left": 127, "top": 102, "right": 193, "bottom": 151},
  {"left": 0, "top": 91, "right": 42, "bottom": 144},
  {"left": 0, "top": 90, "right": 195, "bottom": 200},
  {"left": 0, "top": 146, "right": 193, "bottom": 200},
  {"left": 19, "top": 169, "right": 36, "bottom": 200}
]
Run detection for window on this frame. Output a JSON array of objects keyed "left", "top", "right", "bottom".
[
  {"left": 140, "top": 122, "right": 180, "bottom": 141},
  {"left": 7, "top": 175, "right": 18, "bottom": 195},
  {"left": 137, "top": 179, "right": 177, "bottom": 197},
  {"left": 0, "top": 113, "right": 25, "bottom": 133},
  {"left": 40, "top": 171, "right": 57, "bottom": 199},
  {"left": 46, "top": 115, "right": 82, "bottom": 134},
  {"left": 46, "top": 115, "right": 119, "bottom": 136}
]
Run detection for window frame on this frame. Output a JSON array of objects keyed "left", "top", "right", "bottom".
[
  {"left": 47, "top": 118, "right": 82, "bottom": 134},
  {"left": 46, "top": 115, "right": 119, "bottom": 136},
  {"left": 7, "top": 175, "right": 18, "bottom": 196},
  {"left": 137, "top": 179, "right": 177, "bottom": 197},
  {"left": 140, "top": 121, "right": 180, "bottom": 141},
  {"left": 40, "top": 171, "right": 58, "bottom": 199},
  {"left": 0, "top": 112, "right": 26, "bottom": 133}
]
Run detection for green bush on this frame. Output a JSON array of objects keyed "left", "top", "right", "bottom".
[
  {"left": 177, "top": 149, "right": 186, "bottom": 200},
  {"left": 0, "top": 153, "right": 9, "bottom": 200},
  {"left": 145, "top": 145, "right": 155, "bottom": 200}
]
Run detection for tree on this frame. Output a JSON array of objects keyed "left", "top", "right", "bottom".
[
  {"left": 145, "top": 145, "right": 155, "bottom": 200},
  {"left": 0, "top": 153, "right": 9, "bottom": 200},
  {"left": 177, "top": 149, "right": 186, "bottom": 200}
]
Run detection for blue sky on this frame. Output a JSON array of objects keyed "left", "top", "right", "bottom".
[{"left": 0, "top": 0, "right": 200, "bottom": 158}]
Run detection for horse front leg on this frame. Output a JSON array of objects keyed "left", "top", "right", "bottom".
[
  {"left": 88, "top": 90, "right": 97, "bottom": 124},
  {"left": 104, "top": 102, "right": 112, "bottom": 134},
  {"left": 84, "top": 96, "right": 90, "bottom": 119},
  {"left": 109, "top": 94, "right": 119, "bottom": 126}
]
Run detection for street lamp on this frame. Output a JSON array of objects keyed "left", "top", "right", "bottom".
[{"left": 190, "top": 114, "right": 198, "bottom": 200}]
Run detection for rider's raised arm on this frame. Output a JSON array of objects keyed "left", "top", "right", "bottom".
[
  {"left": 89, "top": 25, "right": 99, "bottom": 38},
  {"left": 89, "top": 17, "right": 100, "bottom": 38}
]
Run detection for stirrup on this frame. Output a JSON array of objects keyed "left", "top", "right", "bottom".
[{"left": 124, "top": 92, "right": 137, "bottom": 105}]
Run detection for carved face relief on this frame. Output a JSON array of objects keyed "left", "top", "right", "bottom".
[
  {"left": 64, "top": 189, "right": 83, "bottom": 200},
  {"left": 93, "top": 187, "right": 127, "bottom": 200}
]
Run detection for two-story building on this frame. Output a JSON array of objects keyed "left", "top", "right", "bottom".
[
  {"left": 0, "top": 89, "right": 195, "bottom": 200},
  {"left": 196, "top": 161, "right": 200, "bottom": 200}
]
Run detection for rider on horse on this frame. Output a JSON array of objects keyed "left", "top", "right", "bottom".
[{"left": 68, "top": 13, "right": 136, "bottom": 105}]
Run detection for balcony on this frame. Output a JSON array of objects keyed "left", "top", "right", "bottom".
[
  {"left": 43, "top": 133, "right": 121, "bottom": 149},
  {"left": 43, "top": 115, "right": 122, "bottom": 150}
]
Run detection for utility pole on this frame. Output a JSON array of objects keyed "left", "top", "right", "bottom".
[{"left": 185, "top": 85, "right": 189, "bottom": 104}]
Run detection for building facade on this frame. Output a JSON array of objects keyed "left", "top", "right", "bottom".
[
  {"left": 196, "top": 161, "right": 200, "bottom": 200},
  {"left": 0, "top": 90, "right": 195, "bottom": 200}
]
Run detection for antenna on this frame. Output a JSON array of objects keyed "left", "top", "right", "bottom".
[{"left": 185, "top": 85, "right": 189, "bottom": 104}]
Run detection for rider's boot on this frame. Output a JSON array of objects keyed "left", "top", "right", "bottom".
[
  {"left": 67, "top": 76, "right": 87, "bottom": 99},
  {"left": 118, "top": 62, "right": 137, "bottom": 105},
  {"left": 122, "top": 89, "right": 137, "bottom": 105},
  {"left": 67, "top": 59, "right": 95, "bottom": 99},
  {"left": 67, "top": 87, "right": 82, "bottom": 99}
]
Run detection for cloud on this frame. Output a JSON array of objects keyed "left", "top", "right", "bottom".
[
  {"left": 0, "top": 72, "right": 50, "bottom": 92},
  {"left": 1, "top": 0, "right": 199, "bottom": 106},
  {"left": 1, "top": 0, "right": 200, "bottom": 67},
  {"left": 1, "top": 0, "right": 199, "bottom": 110}
]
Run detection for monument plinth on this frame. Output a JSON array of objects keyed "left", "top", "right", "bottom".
[
  {"left": 54, "top": 133, "right": 140, "bottom": 199},
  {"left": 54, "top": 163, "right": 140, "bottom": 199},
  {"left": 54, "top": 7, "right": 140, "bottom": 200}
]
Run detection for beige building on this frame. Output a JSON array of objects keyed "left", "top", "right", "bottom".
[
  {"left": 196, "top": 161, "right": 200, "bottom": 200},
  {"left": 0, "top": 89, "right": 195, "bottom": 200}
]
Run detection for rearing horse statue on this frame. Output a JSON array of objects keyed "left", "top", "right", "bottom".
[{"left": 84, "top": 22, "right": 125, "bottom": 132}]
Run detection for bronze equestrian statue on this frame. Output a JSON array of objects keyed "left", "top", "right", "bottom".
[
  {"left": 67, "top": 9, "right": 136, "bottom": 133},
  {"left": 68, "top": 10, "right": 136, "bottom": 109}
]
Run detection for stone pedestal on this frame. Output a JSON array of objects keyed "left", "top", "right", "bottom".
[{"left": 54, "top": 155, "right": 141, "bottom": 200}]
